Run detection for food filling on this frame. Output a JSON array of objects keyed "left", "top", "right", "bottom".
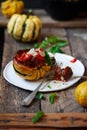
[
  {"left": 14, "top": 48, "right": 73, "bottom": 81},
  {"left": 14, "top": 48, "right": 54, "bottom": 68},
  {"left": 54, "top": 65, "right": 73, "bottom": 81}
]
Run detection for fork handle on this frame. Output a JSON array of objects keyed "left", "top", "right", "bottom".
[{"left": 21, "top": 79, "right": 46, "bottom": 106}]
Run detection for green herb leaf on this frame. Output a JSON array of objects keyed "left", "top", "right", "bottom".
[
  {"left": 39, "top": 38, "right": 48, "bottom": 48},
  {"left": 56, "top": 42, "right": 67, "bottom": 47},
  {"left": 35, "top": 35, "right": 67, "bottom": 50},
  {"left": 49, "top": 93, "right": 57, "bottom": 104},
  {"left": 47, "top": 85, "right": 51, "bottom": 89},
  {"left": 39, "top": 35, "right": 57, "bottom": 48},
  {"left": 47, "top": 35, "right": 58, "bottom": 43},
  {"left": 32, "top": 111, "right": 44, "bottom": 124},
  {"left": 37, "top": 93, "right": 44, "bottom": 100},
  {"left": 49, "top": 45, "right": 64, "bottom": 54},
  {"left": 45, "top": 50, "right": 53, "bottom": 67},
  {"left": 57, "top": 37, "right": 67, "bottom": 42}
]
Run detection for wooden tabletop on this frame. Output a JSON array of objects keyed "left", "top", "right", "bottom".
[
  {"left": 0, "top": 10, "right": 87, "bottom": 28},
  {"left": 0, "top": 10, "right": 87, "bottom": 129}
]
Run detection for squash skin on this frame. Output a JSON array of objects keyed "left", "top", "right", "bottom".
[
  {"left": 7, "top": 14, "right": 20, "bottom": 34},
  {"left": 29, "top": 16, "right": 42, "bottom": 41},
  {"left": 13, "top": 14, "right": 27, "bottom": 40},
  {"left": 75, "top": 81, "right": 87, "bottom": 107},
  {"left": 13, "top": 58, "right": 51, "bottom": 81},
  {"left": 7, "top": 14, "right": 42, "bottom": 42},
  {"left": 13, "top": 49, "right": 53, "bottom": 81},
  {"left": 22, "top": 19, "right": 35, "bottom": 42},
  {"left": 1, "top": 0, "right": 24, "bottom": 18}
]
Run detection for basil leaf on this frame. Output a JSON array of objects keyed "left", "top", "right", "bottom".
[
  {"left": 45, "top": 50, "right": 53, "bottom": 67},
  {"left": 39, "top": 40, "right": 48, "bottom": 48},
  {"left": 32, "top": 111, "right": 44, "bottom": 124},
  {"left": 38, "top": 35, "right": 67, "bottom": 49},
  {"left": 49, "top": 45, "right": 64, "bottom": 54},
  {"left": 56, "top": 42, "right": 67, "bottom": 47},
  {"left": 47, "top": 35, "right": 58, "bottom": 43},
  {"left": 37, "top": 93, "right": 44, "bottom": 100},
  {"left": 57, "top": 37, "right": 67, "bottom": 42},
  {"left": 39, "top": 36, "right": 57, "bottom": 48},
  {"left": 49, "top": 93, "right": 57, "bottom": 104}
]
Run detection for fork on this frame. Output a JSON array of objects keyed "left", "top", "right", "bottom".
[
  {"left": 21, "top": 74, "right": 87, "bottom": 106},
  {"left": 21, "top": 72, "right": 53, "bottom": 106}
]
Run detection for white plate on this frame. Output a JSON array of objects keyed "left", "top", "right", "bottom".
[{"left": 3, "top": 53, "right": 85, "bottom": 92}]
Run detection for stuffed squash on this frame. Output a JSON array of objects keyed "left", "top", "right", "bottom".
[{"left": 13, "top": 48, "right": 55, "bottom": 80}]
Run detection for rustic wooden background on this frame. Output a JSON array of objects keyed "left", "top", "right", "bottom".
[{"left": 0, "top": 4, "right": 87, "bottom": 129}]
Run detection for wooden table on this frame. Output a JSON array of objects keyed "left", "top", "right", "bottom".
[{"left": 0, "top": 10, "right": 87, "bottom": 129}]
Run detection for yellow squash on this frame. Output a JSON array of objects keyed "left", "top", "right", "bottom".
[
  {"left": 1, "top": 0, "right": 24, "bottom": 18},
  {"left": 75, "top": 81, "right": 87, "bottom": 107}
]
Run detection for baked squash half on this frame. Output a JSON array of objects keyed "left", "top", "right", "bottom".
[
  {"left": 13, "top": 48, "right": 55, "bottom": 81},
  {"left": 7, "top": 14, "right": 42, "bottom": 42}
]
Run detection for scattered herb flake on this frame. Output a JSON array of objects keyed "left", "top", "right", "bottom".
[
  {"left": 32, "top": 111, "right": 44, "bottom": 124},
  {"left": 36, "top": 93, "right": 44, "bottom": 100},
  {"left": 47, "top": 85, "right": 51, "bottom": 89},
  {"left": 54, "top": 81, "right": 57, "bottom": 83},
  {"left": 49, "top": 93, "right": 57, "bottom": 104}
]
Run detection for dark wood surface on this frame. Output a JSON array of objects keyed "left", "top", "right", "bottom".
[
  {"left": 0, "top": 10, "right": 87, "bottom": 129},
  {"left": 0, "top": 10, "right": 87, "bottom": 28}
]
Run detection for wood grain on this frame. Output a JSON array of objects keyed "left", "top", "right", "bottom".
[
  {"left": 0, "top": 11, "right": 87, "bottom": 128},
  {"left": 0, "top": 30, "right": 40, "bottom": 113},
  {"left": 0, "top": 10, "right": 87, "bottom": 28},
  {"left": 0, "top": 26, "right": 87, "bottom": 114},
  {"left": 67, "top": 28, "right": 87, "bottom": 77},
  {"left": 0, "top": 113, "right": 87, "bottom": 128},
  {"left": 41, "top": 28, "right": 86, "bottom": 113},
  {"left": 0, "top": 27, "right": 67, "bottom": 113}
]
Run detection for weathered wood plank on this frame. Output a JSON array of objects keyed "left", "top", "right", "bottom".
[
  {"left": 0, "top": 128, "right": 87, "bottom": 130},
  {"left": 41, "top": 28, "right": 87, "bottom": 112},
  {"left": 58, "top": 29, "right": 87, "bottom": 112},
  {"left": 40, "top": 28, "right": 74, "bottom": 113},
  {"left": 0, "top": 10, "right": 87, "bottom": 28},
  {"left": 0, "top": 30, "right": 40, "bottom": 113},
  {"left": 41, "top": 29, "right": 76, "bottom": 112},
  {"left": 66, "top": 28, "right": 87, "bottom": 111},
  {"left": 66, "top": 28, "right": 87, "bottom": 78},
  {"left": 0, "top": 128, "right": 60, "bottom": 130},
  {"left": 0, "top": 27, "right": 66, "bottom": 113},
  {"left": 0, "top": 113, "right": 87, "bottom": 128}
]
